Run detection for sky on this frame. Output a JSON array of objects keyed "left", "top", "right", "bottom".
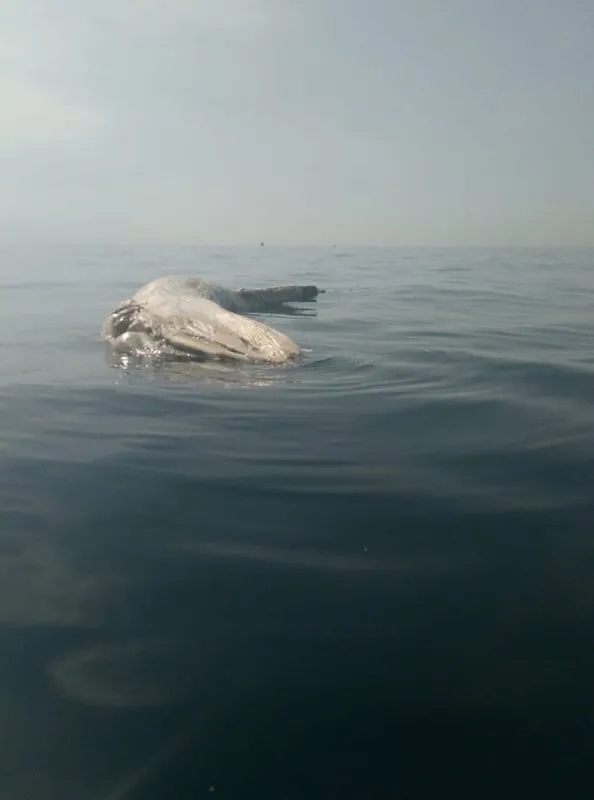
[{"left": 1, "top": 0, "right": 593, "bottom": 246}]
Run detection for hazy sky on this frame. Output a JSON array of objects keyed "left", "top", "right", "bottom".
[{"left": 2, "top": 0, "right": 593, "bottom": 246}]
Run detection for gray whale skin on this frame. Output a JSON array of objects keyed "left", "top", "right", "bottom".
[{"left": 101, "top": 275, "right": 322, "bottom": 364}]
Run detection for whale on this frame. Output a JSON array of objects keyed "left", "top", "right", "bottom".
[{"left": 101, "top": 275, "right": 322, "bottom": 364}]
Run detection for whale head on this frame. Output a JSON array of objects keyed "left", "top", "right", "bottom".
[{"left": 101, "top": 295, "right": 301, "bottom": 364}]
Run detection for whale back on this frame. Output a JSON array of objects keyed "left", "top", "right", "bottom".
[{"left": 133, "top": 275, "right": 246, "bottom": 314}]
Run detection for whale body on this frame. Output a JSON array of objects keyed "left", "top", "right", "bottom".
[{"left": 101, "top": 275, "right": 322, "bottom": 364}]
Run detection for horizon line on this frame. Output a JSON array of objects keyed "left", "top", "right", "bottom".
[{"left": 1, "top": 239, "right": 593, "bottom": 250}]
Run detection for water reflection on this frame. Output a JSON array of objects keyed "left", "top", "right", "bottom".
[
  {"left": 3, "top": 506, "right": 594, "bottom": 797},
  {"left": 103, "top": 348, "right": 300, "bottom": 387},
  {"left": 0, "top": 533, "right": 100, "bottom": 627},
  {"left": 48, "top": 640, "right": 194, "bottom": 708}
]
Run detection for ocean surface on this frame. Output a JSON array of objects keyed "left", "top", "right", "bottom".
[{"left": 1, "top": 244, "right": 594, "bottom": 799}]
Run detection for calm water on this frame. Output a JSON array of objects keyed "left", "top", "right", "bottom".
[{"left": 2, "top": 245, "right": 594, "bottom": 799}]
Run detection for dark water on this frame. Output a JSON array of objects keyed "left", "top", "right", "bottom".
[{"left": 2, "top": 245, "right": 594, "bottom": 799}]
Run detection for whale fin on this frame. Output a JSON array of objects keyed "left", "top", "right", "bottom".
[{"left": 237, "top": 285, "right": 322, "bottom": 311}]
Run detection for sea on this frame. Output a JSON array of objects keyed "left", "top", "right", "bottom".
[{"left": 1, "top": 244, "right": 594, "bottom": 799}]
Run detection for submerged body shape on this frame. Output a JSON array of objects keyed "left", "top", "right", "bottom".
[{"left": 101, "top": 275, "right": 322, "bottom": 364}]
